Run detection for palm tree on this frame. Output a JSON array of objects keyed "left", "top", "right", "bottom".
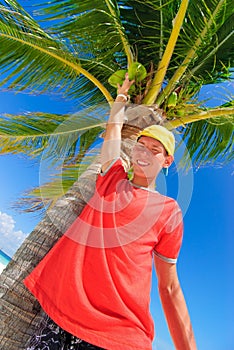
[{"left": 0, "top": 0, "right": 233, "bottom": 348}]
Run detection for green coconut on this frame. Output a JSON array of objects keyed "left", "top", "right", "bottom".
[
  {"left": 108, "top": 69, "right": 127, "bottom": 87},
  {"left": 128, "top": 62, "right": 147, "bottom": 81},
  {"left": 176, "top": 108, "right": 185, "bottom": 116},
  {"left": 167, "top": 91, "right": 178, "bottom": 107}
]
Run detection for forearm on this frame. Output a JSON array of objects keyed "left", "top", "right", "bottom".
[
  {"left": 100, "top": 73, "right": 133, "bottom": 171},
  {"left": 159, "top": 283, "right": 197, "bottom": 350},
  {"left": 100, "top": 95, "right": 127, "bottom": 168},
  {"left": 106, "top": 94, "right": 127, "bottom": 133}
]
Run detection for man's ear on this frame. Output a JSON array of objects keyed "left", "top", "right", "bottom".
[{"left": 163, "top": 155, "right": 174, "bottom": 168}]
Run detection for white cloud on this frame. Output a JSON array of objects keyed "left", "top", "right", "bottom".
[{"left": 0, "top": 211, "right": 28, "bottom": 257}]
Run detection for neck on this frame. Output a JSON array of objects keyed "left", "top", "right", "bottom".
[{"left": 131, "top": 174, "right": 156, "bottom": 190}]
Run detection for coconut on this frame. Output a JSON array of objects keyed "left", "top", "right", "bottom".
[
  {"left": 108, "top": 69, "right": 127, "bottom": 87},
  {"left": 128, "top": 62, "right": 147, "bottom": 82}
]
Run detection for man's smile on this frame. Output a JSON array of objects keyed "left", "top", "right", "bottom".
[{"left": 136, "top": 159, "right": 150, "bottom": 167}]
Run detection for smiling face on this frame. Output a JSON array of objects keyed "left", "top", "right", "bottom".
[{"left": 131, "top": 136, "right": 174, "bottom": 188}]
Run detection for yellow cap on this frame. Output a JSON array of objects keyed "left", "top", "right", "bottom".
[{"left": 137, "top": 125, "right": 175, "bottom": 156}]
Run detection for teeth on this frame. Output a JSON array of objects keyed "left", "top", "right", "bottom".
[{"left": 137, "top": 160, "right": 150, "bottom": 166}]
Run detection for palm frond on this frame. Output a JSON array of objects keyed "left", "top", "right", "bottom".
[
  {"left": 143, "top": 0, "right": 189, "bottom": 104},
  {"left": 157, "top": 0, "right": 234, "bottom": 104},
  {"left": 33, "top": 0, "right": 177, "bottom": 69},
  {"left": 0, "top": 0, "right": 113, "bottom": 103},
  {"left": 188, "top": 15, "right": 234, "bottom": 84},
  {"left": 15, "top": 138, "right": 102, "bottom": 213},
  {"left": 169, "top": 106, "right": 234, "bottom": 128},
  {"left": 34, "top": 0, "right": 133, "bottom": 65},
  {"left": 119, "top": 0, "right": 176, "bottom": 66},
  {"left": 103, "top": 0, "right": 134, "bottom": 66},
  {"left": 0, "top": 107, "right": 107, "bottom": 160},
  {"left": 179, "top": 116, "right": 234, "bottom": 168}
]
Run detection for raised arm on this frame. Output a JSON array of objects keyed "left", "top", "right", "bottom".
[
  {"left": 154, "top": 255, "right": 197, "bottom": 350},
  {"left": 100, "top": 74, "right": 134, "bottom": 173}
]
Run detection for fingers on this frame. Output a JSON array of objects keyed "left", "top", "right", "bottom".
[
  {"left": 117, "top": 73, "right": 134, "bottom": 95},
  {"left": 124, "top": 73, "right": 135, "bottom": 88},
  {"left": 124, "top": 73, "right": 134, "bottom": 84}
]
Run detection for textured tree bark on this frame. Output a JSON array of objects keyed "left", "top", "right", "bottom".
[{"left": 0, "top": 108, "right": 164, "bottom": 349}]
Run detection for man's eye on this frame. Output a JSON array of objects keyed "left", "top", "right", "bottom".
[{"left": 136, "top": 144, "right": 145, "bottom": 150}]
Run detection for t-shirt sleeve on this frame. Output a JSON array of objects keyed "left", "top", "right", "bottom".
[
  {"left": 95, "top": 158, "right": 127, "bottom": 193},
  {"left": 99, "top": 158, "right": 122, "bottom": 177},
  {"left": 153, "top": 201, "right": 183, "bottom": 264}
]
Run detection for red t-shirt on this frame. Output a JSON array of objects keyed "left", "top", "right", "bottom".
[{"left": 24, "top": 159, "right": 183, "bottom": 350}]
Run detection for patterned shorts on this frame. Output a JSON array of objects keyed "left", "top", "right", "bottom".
[{"left": 26, "top": 313, "right": 105, "bottom": 350}]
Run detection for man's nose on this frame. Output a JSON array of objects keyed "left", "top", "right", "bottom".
[{"left": 141, "top": 146, "right": 152, "bottom": 156}]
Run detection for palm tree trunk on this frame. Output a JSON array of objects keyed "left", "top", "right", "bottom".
[
  {"left": 0, "top": 172, "right": 95, "bottom": 349},
  {"left": 0, "top": 108, "right": 164, "bottom": 349}
]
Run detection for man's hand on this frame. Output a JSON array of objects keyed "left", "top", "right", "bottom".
[{"left": 116, "top": 73, "right": 135, "bottom": 100}]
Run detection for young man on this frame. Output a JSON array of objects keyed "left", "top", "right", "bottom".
[{"left": 24, "top": 75, "right": 197, "bottom": 350}]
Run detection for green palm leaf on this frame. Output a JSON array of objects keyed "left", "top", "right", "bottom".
[
  {"left": 15, "top": 137, "right": 102, "bottom": 213},
  {"left": 180, "top": 117, "right": 234, "bottom": 168},
  {"left": 156, "top": 0, "right": 234, "bottom": 104},
  {"left": 0, "top": 0, "right": 113, "bottom": 103},
  {"left": 32, "top": 0, "right": 135, "bottom": 93},
  {"left": 35, "top": 0, "right": 175, "bottom": 68},
  {"left": 0, "top": 108, "right": 106, "bottom": 160},
  {"left": 34, "top": 0, "right": 132, "bottom": 61}
]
